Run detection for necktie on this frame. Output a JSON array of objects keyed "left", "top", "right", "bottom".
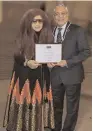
[{"left": 57, "top": 28, "right": 62, "bottom": 43}]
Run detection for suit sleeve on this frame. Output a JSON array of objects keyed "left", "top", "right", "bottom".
[{"left": 66, "top": 27, "right": 91, "bottom": 68}]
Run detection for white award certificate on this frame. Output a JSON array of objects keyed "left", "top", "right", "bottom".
[{"left": 35, "top": 44, "right": 62, "bottom": 63}]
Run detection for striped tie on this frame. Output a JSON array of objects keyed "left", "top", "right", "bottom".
[{"left": 57, "top": 28, "right": 62, "bottom": 43}]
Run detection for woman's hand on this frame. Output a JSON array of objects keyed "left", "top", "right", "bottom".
[
  {"left": 47, "top": 63, "right": 57, "bottom": 68},
  {"left": 27, "top": 60, "right": 41, "bottom": 69}
]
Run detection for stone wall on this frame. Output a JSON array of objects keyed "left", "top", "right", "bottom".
[
  {"left": 46, "top": 1, "right": 92, "bottom": 28},
  {"left": 0, "top": 1, "right": 43, "bottom": 79}
]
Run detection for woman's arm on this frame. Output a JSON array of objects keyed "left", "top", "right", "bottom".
[{"left": 14, "top": 37, "right": 25, "bottom": 65}]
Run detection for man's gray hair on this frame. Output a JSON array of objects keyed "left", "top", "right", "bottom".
[{"left": 54, "top": 2, "right": 68, "bottom": 12}]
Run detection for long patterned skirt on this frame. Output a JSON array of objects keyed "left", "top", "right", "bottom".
[{"left": 3, "top": 63, "right": 55, "bottom": 131}]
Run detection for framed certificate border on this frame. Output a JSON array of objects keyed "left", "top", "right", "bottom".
[{"left": 35, "top": 44, "right": 62, "bottom": 63}]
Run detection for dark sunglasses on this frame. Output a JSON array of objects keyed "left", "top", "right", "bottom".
[{"left": 32, "top": 19, "right": 44, "bottom": 23}]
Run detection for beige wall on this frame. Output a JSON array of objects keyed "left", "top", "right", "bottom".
[{"left": 46, "top": 1, "right": 92, "bottom": 28}]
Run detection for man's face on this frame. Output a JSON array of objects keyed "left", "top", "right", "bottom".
[
  {"left": 54, "top": 6, "right": 69, "bottom": 27},
  {"left": 32, "top": 15, "right": 43, "bottom": 32}
]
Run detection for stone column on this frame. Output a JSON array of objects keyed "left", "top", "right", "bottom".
[{"left": 0, "top": 1, "right": 2, "bottom": 23}]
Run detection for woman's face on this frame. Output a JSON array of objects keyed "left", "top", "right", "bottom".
[{"left": 32, "top": 15, "right": 43, "bottom": 32}]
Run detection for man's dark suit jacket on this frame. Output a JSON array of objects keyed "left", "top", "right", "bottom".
[{"left": 51, "top": 21, "right": 90, "bottom": 86}]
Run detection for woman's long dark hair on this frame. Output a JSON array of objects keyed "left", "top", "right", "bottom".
[{"left": 15, "top": 8, "right": 53, "bottom": 60}]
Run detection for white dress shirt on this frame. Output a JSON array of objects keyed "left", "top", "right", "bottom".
[{"left": 54, "top": 22, "right": 67, "bottom": 43}]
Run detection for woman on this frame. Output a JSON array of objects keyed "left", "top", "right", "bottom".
[{"left": 3, "top": 9, "right": 55, "bottom": 131}]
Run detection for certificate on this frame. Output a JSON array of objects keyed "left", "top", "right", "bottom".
[{"left": 35, "top": 44, "right": 62, "bottom": 63}]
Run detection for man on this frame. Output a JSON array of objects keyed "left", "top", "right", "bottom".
[{"left": 48, "top": 4, "right": 90, "bottom": 131}]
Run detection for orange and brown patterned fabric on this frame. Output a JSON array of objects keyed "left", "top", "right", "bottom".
[{"left": 3, "top": 62, "right": 55, "bottom": 131}]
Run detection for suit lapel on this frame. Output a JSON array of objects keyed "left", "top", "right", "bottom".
[
  {"left": 63, "top": 21, "right": 71, "bottom": 41},
  {"left": 53, "top": 26, "right": 57, "bottom": 37},
  {"left": 53, "top": 21, "right": 71, "bottom": 43}
]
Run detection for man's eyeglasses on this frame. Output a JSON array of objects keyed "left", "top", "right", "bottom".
[
  {"left": 54, "top": 12, "right": 67, "bottom": 17},
  {"left": 32, "top": 19, "right": 44, "bottom": 23}
]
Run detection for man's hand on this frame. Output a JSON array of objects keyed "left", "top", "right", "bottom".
[
  {"left": 56, "top": 60, "right": 68, "bottom": 67},
  {"left": 47, "top": 63, "right": 57, "bottom": 68},
  {"left": 27, "top": 60, "right": 41, "bottom": 69}
]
